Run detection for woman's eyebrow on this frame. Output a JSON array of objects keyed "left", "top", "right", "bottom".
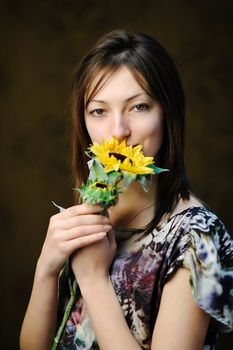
[
  {"left": 90, "top": 93, "right": 147, "bottom": 104},
  {"left": 125, "top": 93, "right": 146, "bottom": 101}
]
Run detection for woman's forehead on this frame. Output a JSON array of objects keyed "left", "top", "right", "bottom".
[
  {"left": 85, "top": 66, "right": 149, "bottom": 106},
  {"left": 85, "top": 68, "right": 115, "bottom": 105}
]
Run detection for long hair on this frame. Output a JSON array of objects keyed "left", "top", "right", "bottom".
[{"left": 71, "top": 29, "right": 190, "bottom": 229}]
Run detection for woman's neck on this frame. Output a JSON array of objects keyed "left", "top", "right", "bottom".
[{"left": 108, "top": 177, "right": 157, "bottom": 228}]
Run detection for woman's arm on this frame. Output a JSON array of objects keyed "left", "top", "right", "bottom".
[
  {"left": 19, "top": 260, "right": 59, "bottom": 350},
  {"left": 82, "top": 277, "right": 141, "bottom": 350},
  {"left": 20, "top": 204, "right": 112, "bottom": 350},
  {"left": 71, "top": 231, "right": 142, "bottom": 350},
  {"left": 151, "top": 268, "right": 210, "bottom": 350}
]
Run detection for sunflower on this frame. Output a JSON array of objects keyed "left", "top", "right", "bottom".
[
  {"left": 89, "top": 137, "right": 155, "bottom": 175},
  {"left": 78, "top": 180, "right": 120, "bottom": 208}
]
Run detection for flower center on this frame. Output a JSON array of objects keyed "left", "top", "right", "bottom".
[
  {"left": 94, "top": 182, "right": 108, "bottom": 189},
  {"left": 109, "top": 152, "right": 133, "bottom": 164}
]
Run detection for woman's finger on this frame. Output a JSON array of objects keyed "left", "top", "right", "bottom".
[
  {"left": 59, "top": 203, "right": 103, "bottom": 219},
  {"left": 64, "top": 231, "right": 107, "bottom": 252},
  {"left": 57, "top": 224, "right": 112, "bottom": 241},
  {"left": 56, "top": 214, "right": 111, "bottom": 230}
]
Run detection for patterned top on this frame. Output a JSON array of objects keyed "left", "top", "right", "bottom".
[{"left": 57, "top": 206, "right": 233, "bottom": 349}]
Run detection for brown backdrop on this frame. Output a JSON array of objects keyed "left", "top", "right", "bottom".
[{"left": 0, "top": 0, "right": 232, "bottom": 349}]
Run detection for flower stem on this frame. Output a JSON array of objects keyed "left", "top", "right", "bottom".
[{"left": 51, "top": 278, "right": 78, "bottom": 350}]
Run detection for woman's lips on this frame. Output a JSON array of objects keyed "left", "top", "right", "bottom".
[{"left": 127, "top": 143, "right": 139, "bottom": 148}]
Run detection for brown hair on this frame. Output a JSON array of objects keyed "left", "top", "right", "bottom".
[{"left": 71, "top": 29, "right": 190, "bottom": 229}]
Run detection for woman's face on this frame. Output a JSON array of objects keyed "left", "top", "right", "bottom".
[{"left": 84, "top": 66, "right": 163, "bottom": 157}]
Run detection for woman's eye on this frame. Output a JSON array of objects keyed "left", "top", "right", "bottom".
[
  {"left": 133, "top": 103, "right": 149, "bottom": 112},
  {"left": 90, "top": 108, "right": 105, "bottom": 117}
]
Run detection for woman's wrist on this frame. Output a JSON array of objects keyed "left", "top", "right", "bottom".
[
  {"left": 79, "top": 275, "right": 111, "bottom": 298},
  {"left": 36, "top": 256, "right": 61, "bottom": 282}
]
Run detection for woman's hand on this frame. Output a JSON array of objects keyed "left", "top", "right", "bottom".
[
  {"left": 71, "top": 229, "right": 117, "bottom": 290},
  {"left": 37, "top": 204, "right": 112, "bottom": 278}
]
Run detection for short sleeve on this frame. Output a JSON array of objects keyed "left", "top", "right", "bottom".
[{"left": 164, "top": 208, "right": 233, "bottom": 333}]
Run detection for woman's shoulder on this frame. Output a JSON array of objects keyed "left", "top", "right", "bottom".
[
  {"left": 165, "top": 197, "right": 233, "bottom": 278},
  {"left": 169, "top": 192, "right": 205, "bottom": 218},
  {"left": 162, "top": 195, "right": 233, "bottom": 257},
  {"left": 163, "top": 197, "right": 233, "bottom": 332},
  {"left": 167, "top": 194, "right": 228, "bottom": 234}
]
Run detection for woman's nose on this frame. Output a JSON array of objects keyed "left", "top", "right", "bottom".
[{"left": 111, "top": 115, "right": 130, "bottom": 142}]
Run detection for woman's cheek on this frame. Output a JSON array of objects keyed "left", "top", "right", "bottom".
[
  {"left": 141, "top": 123, "right": 163, "bottom": 157},
  {"left": 87, "top": 126, "right": 110, "bottom": 144}
]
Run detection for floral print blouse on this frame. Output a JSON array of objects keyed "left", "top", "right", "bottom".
[{"left": 57, "top": 206, "right": 233, "bottom": 349}]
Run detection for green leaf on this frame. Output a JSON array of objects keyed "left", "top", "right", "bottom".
[
  {"left": 88, "top": 159, "right": 107, "bottom": 182},
  {"left": 107, "top": 171, "right": 122, "bottom": 184},
  {"left": 137, "top": 175, "right": 151, "bottom": 192},
  {"left": 122, "top": 171, "right": 137, "bottom": 189},
  {"left": 148, "top": 164, "right": 169, "bottom": 174}
]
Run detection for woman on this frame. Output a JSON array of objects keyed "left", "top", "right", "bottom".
[{"left": 20, "top": 30, "right": 233, "bottom": 350}]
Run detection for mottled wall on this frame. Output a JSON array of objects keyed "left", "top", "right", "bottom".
[{"left": 0, "top": 0, "right": 232, "bottom": 349}]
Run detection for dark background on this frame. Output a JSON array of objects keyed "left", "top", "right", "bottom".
[{"left": 0, "top": 0, "right": 232, "bottom": 349}]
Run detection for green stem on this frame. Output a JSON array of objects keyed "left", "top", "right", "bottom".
[
  {"left": 51, "top": 279, "right": 78, "bottom": 350},
  {"left": 100, "top": 207, "right": 109, "bottom": 217}
]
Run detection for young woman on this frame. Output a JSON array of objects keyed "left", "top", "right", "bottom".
[{"left": 20, "top": 30, "right": 233, "bottom": 350}]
